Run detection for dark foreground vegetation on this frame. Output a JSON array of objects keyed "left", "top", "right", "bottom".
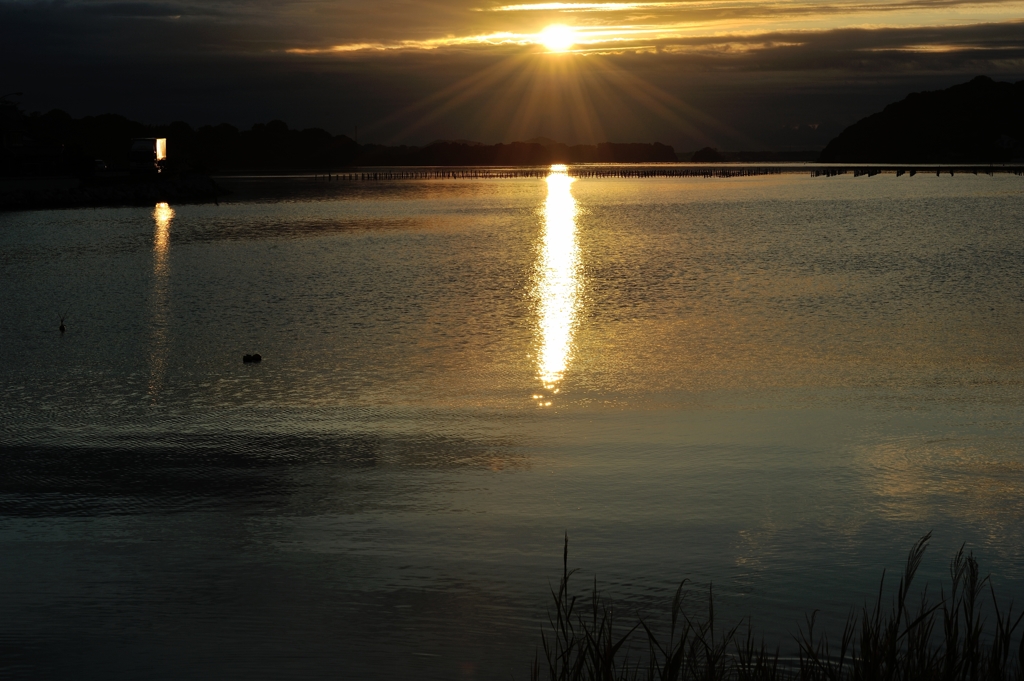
[
  {"left": 819, "top": 76, "right": 1024, "bottom": 164},
  {"left": 533, "top": 534, "right": 1024, "bottom": 681}
]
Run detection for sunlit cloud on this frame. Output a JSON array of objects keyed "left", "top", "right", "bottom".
[
  {"left": 488, "top": 0, "right": 1024, "bottom": 11},
  {"left": 659, "top": 39, "right": 807, "bottom": 54},
  {"left": 280, "top": 0, "right": 1021, "bottom": 150},
  {"left": 286, "top": 24, "right": 788, "bottom": 54},
  {"left": 488, "top": 2, "right": 692, "bottom": 11},
  {"left": 286, "top": 24, "right": 709, "bottom": 54},
  {"left": 287, "top": 33, "right": 529, "bottom": 53},
  {"left": 278, "top": 0, "right": 1024, "bottom": 56},
  {"left": 290, "top": 17, "right": 1023, "bottom": 54},
  {"left": 859, "top": 41, "right": 1024, "bottom": 51},
  {"left": 286, "top": 42, "right": 386, "bottom": 53}
]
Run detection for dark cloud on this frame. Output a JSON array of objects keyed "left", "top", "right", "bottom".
[{"left": 81, "top": 2, "right": 223, "bottom": 18}]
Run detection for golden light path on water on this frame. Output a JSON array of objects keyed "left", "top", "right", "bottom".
[
  {"left": 149, "top": 202, "right": 173, "bottom": 397},
  {"left": 533, "top": 164, "right": 581, "bottom": 407},
  {"left": 153, "top": 202, "right": 172, "bottom": 271}
]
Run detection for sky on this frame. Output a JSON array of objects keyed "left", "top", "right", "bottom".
[{"left": 2, "top": 0, "right": 1023, "bottom": 150}]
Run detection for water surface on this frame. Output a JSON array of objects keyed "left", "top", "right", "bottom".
[{"left": 2, "top": 169, "right": 1024, "bottom": 679}]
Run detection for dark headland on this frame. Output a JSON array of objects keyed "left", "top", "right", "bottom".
[{"left": 819, "top": 76, "right": 1024, "bottom": 163}]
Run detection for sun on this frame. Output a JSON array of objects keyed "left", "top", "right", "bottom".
[{"left": 538, "top": 25, "right": 577, "bottom": 52}]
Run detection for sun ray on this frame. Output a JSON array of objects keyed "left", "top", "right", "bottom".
[
  {"left": 350, "top": 28, "right": 765, "bottom": 150},
  {"left": 505, "top": 58, "right": 555, "bottom": 141},
  {"left": 489, "top": 58, "right": 550, "bottom": 140},
  {"left": 558, "top": 57, "right": 608, "bottom": 144},
  {"left": 585, "top": 52, "right": 757, "bottom": 145},
  {"left": 373, "top": 52, "right": 534, "bottom": 143}
]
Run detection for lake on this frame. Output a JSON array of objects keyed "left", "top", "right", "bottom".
[{"left": 2, "top": 167, "right": 1024, "bottom": 680}]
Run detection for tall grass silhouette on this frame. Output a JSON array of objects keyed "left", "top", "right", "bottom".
[{"left": 532, "top": 533, "right": 1024, "bottom": 681}]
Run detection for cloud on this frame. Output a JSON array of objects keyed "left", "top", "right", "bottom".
[
  {"left": 283, "top": 19, "right": 1024, "bottom": 68},
  {"left": 80, "top": 1, "right": 222, "bottom": 17},
  {"left": 486, "top": 2, "right": 693, "bottom": 11}
]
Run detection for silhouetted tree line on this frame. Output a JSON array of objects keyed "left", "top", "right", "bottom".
[
  {"left": 0, "top": 103, "right": 675, "bottom": 176},
  {"left": 819, "top": 76, "right": 1024, "bottom": 163},
  {"left": 0, "top": 107, "right": 359, "bottom": 175},
  {"left": 690, "top": 147, "right": 724, "bottom": 162}
]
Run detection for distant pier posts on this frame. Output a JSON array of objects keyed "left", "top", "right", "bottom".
[{"left": 311, "top": 165, "right": 1023, "bottom": 182}]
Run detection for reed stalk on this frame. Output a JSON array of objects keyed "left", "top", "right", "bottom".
[{"left": 531, "top": 534, "right": 1024, "bottom": 681}]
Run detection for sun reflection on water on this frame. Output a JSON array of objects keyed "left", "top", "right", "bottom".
[
  {"left": 149, "top": 202, "right": 174, "bottom": 397},
  {"left": 533, "top": 164, "right": 581, "bottom": 406},
  {"left": 153, "top": 202, "right": 172, "bottom": 274}
]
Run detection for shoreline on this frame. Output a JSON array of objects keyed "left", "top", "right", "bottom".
[
  {"left": 4, "top": 162, "right": 1021, "bottom": 212},
  {"left": 0, "top": 173, "right": 224, "bottom": 212}
]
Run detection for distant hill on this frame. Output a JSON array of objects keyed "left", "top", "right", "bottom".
[{"left": 818, "top": 76, "right": 1024, "bottom": 163}]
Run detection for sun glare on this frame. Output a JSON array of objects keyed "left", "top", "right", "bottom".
[
  {"left": 538, "top": 24, "right": 576, "bottom": 52},
  {"left": 534, "top": 164, "right": 581, "bottom": 403}
]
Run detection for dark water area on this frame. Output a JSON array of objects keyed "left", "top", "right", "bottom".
[{"left": 2, "top": 171, "right": 1024, "bottom": 679}]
